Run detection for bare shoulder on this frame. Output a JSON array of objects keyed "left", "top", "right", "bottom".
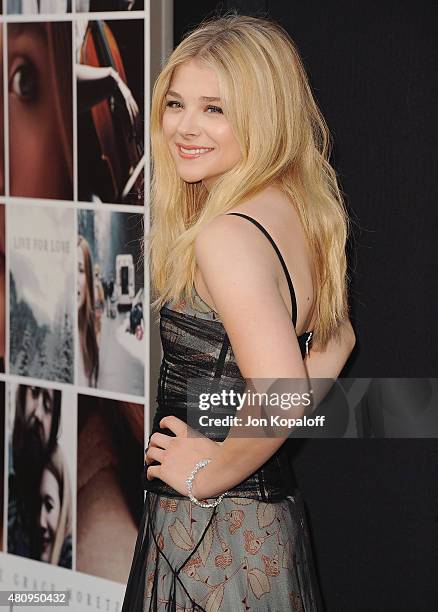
[
  {"left": 194, "top": 210, "right": 277, "bottom": 311},
  {"left": 195, "top": 184, "right": 294, "bottom": 263},
  {"left": 195, "top": 209, "right": 274, "bottom": 273},
  {"left": 195, "top": 184, "right": 315, "bottom": 333}
]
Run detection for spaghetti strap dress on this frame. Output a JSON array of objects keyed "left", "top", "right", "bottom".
[{"left": 122, "top": 213, "right": 324, "bottom": 612}]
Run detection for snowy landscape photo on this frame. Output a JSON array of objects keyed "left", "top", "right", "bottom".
[{"left": 9, "top": 205, "right": 75, "bottom": 383}]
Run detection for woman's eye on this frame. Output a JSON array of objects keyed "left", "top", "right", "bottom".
[
  {"left": 165, "top": 100, "right": 181, "bottom": 109},
  {"left": 43, "top": 399, "right": 53, "bottom": 414},
  {"left": 207, "top": 105, "right": 223, "bottom": 114},
  {"left": 10, "top": 60, "right": 39, "bottom": 102}
]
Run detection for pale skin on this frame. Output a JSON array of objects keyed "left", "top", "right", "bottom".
[{"left": 146, "top": 58, "right": 356, "bottom": 500}]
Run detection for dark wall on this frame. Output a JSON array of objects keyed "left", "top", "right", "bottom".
[{"left": 174, "top": 2, "right": 438, "bottom": 610}]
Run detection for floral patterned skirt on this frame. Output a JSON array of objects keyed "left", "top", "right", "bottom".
[{"left": 121, "top": 490, "right": 324, "bottom": 612}]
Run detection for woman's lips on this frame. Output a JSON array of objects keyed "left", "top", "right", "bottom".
[{"left": 176, "top": 144, "right": 214, "bottom": 159}]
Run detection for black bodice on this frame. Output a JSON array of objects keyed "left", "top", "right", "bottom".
[
  {"left": 144, "top": 302, "right": 312, "bottom": 502},
  {"left": 145, "top": 212, "right": 314, "bottom": 502}
]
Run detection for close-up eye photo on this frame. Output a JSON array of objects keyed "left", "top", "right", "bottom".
[
  {"left": 9, "top": 58, "right": 39, "bottom": 102},
  {"left": 6, "top": 22, "right": 73, "bottom": 200},
  {"left": 0, "top": 2, "right": 436, "bottom": 612}
]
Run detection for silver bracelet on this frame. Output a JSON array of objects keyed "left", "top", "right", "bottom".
[{"left": 185, "top": 459, "right": 228, "bottom": 508}]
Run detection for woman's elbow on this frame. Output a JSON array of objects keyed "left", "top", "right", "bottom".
[{"left": 344, "top": 319, "right": 356, "bottom": 353}]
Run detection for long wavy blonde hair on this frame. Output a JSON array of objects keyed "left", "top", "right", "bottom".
[{"left": 147, "top": 13, "right": 350, "bottom": 348}]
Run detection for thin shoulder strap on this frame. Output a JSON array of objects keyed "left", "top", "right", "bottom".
[{"left": 226, "top": 212, "right": 298, "bottom": 328}]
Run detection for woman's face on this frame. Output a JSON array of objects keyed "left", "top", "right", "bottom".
[
  {"left": 162, "top": 58, "right": 242, "bottom": 191},
  {"left": 39, "top": 468, "right": 61, "bottom": 563},
  {"left": 8, "top": 24, "right": 72, "bottom": 199},
  {"left": 77, "top": 245, "right": 87, "bottom": 309}
]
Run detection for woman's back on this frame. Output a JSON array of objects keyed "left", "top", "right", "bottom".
[{"left": 194, "top": 184, "right": 317, "bottom": 336}]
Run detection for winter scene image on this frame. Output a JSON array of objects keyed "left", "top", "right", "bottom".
[
  {"left": 9, "top": 206, "right": 74, "bottom": 383},
  {"left": 77, "top": 209, "right": 145, "bottom": 396}
]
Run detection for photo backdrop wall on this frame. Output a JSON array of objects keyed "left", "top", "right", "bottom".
[{"left": 0, "top": 2, "right": 172, "bottom": 610}]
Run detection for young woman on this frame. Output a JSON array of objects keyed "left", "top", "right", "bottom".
[
  {"left": 8, "top": 385, "right": 62, "bottom": 560},
  {"left": 77, "top": 235, "right": 99, "bottom": 387},
  {"left": 123, "top": 14, "right": 355, "bottom": 611},
  {"left": 38, "top": 445, "right": 72, "bottom": 568}
]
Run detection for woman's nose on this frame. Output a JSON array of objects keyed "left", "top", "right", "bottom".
[
  {"left": 34, "top": 399, "right": 44, "bottom": 422},
  {"left": 177, "top": 110, "right": 201, "bottom": 137},
  {"left": 40, "top": 509, "right": 47, "bottom": 529}
]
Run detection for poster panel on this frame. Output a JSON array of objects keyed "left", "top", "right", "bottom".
[
  {"left": 77, "top": 209, "right": 145, "bottom": 394},
  {"left": 0, "top": 2, "right": 155, "bottom": 609},
  {"left": 76, "top": 394, "right": 144, "bottom": 582},
  {"left": 7, "top": 383, "right": 76, "bottom": 569},
  {"left": 8, "top": 205, "right": 75, "bottom": 384},
  {"left": 7, "top": 22, "right": 73, "bottom": 200},
  {"left": 76, "top": 18, "right": 144, "bottom": 205}
]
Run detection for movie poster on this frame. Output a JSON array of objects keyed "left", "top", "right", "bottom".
[
  {"left": 0, "top": 205, "right": 5, "bottom": 373},
  {"left": 76, "top": 394, "right": 144, "bottom": 582},
  {"left": 77, "top": 209, "right": 145, "bottom": 395},
  {"left": 9, "top": 205, "right": 75, "bottom": 383},
  {"left": 0, "top": 382, "right": 4, "bottom": 552},
  {"left": 7, "top": 382, "right": 76, "bottom": 569},
  {"left": 75, "top": 18, "right": 144, "bottom": 205},
  {"left": 7, "top": 21, "right": 73, "bottom": 200}
]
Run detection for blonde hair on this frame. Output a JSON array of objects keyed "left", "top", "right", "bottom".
[{"left": 147, "top": 13, "right": 350, "bottom": 347}]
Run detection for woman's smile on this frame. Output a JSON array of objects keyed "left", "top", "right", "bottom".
[{"left": 176, "top": 143, "right": 215, "bottom": 159}]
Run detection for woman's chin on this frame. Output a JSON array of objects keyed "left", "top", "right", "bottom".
[
  {"left": 181, "top": 176, "right": 205, "bottom": 185},
  {"left": 40, "top": 550, "right": 51, "bottom": 563},
  {"left": 175, "top": 168, "right": 207, "bottom": 184}
]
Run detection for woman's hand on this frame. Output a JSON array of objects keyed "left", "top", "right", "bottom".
[
  {"left": 111, "top": 68, "right": 139, "bottom": 127},
  {"left": 145, "top": 416, "right": 223, "bottom": 499}
]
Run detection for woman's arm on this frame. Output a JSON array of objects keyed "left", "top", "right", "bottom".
[
  {"left": 192, "top": 317, "right": 355, "bottom": 499},
  {"left": 146, "top": 215, "right": 355, "bottom": 498},
  {"left": 76, "top": 64, "right": 139, "bottom": 124}
]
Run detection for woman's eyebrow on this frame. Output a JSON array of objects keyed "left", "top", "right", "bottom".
[{"left": 166, "top": 89, "right": 221, "bottom": 102}]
